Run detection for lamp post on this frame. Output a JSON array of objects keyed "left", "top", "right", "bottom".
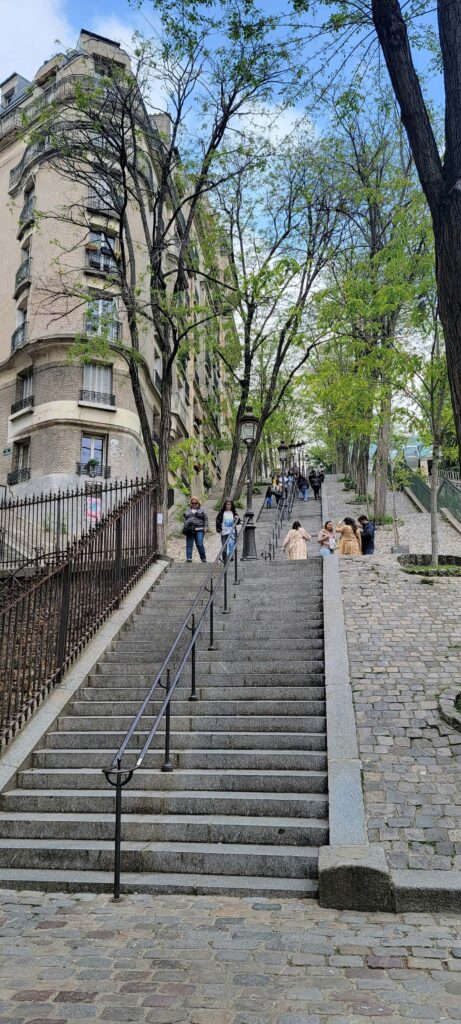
[
  {"left": 278, "top": 442, "right": 288, "bottom": 520},
  {"left": 240, "top": 406, "right": 259, "bottom": 560}
]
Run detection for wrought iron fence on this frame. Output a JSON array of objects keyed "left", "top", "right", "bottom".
[
  {"left": 0, "top": 479, "right": 157, "bottom": 750},
  {"left": 406, "top": 471, "right": 431, "bottom": 511},
  {"left": 0, "top": 477, "right": 149, "bottom": 570},
  {"left": 438, "top": 476, "right": 461, "bottom": 523}
]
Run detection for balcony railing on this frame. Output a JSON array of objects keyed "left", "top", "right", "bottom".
[
  {"left": 9, "top": 139, "right": 49, "bottom": 190},
  {"left": 87, "top": 190, "right": 120, "bottom": 215},
  {"left": 79, "top": 389, "right": 115, "bottom": 407},
  {"left": 15, "top": 257, "right": 32, "bottom": 292},
  {"left": 154, "top": 370, "right": 163, "bottom": 394},
  {"left": 85, "top": 250, "right": 118, "bottom": 275},
  {"left": 84, "top": 317, "right": 121, "bottom": 342},
  {"left": 10, "top": 395, "right": 34, "bottom": 416},
  {"left": 11, "top": 323, "right": 27, "bottom": 351},
  {"left": 7, "top": 468, "right": 31, "bottom": 486},
  {"left": 18, "top": 197, "right": 35, "bottom": 228},
  {"left": 77, "top": 462, "right": 111, "bottom": 479}
]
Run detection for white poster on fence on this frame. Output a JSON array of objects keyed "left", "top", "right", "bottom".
[{"left": 85, "top": 496, "right": 102, "bottom": 521}]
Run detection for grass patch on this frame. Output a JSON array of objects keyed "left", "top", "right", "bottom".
[
  {"left": 402, "top": 564, "right": 461, "bottom": 578},
  {"left": 375, "top": 514, "right": 405, "bottom": 526},
  {"left": 346, "top": 493, "right": 373, "bottom": 504}
]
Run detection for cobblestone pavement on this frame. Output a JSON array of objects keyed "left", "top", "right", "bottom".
[
  {"left": 326, "top": 476, "right": 461, "bottom": 871},
  {"left": 2, "top": 889, "right": 461, "bottom": 1023}
]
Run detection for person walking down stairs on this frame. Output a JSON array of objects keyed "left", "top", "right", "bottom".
[
  {"left": 183, "top": 496, "right": 208, "bottom": 562},
  {"left": 282, "top": 520, "right": 311, "bottom": 560}
]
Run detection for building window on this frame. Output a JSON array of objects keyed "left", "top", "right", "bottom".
[
  {"left": 85, "top": 294, "right": 120, "bottom": 340},
  {"left": 85, "top": 231, "right": 117, "bottom": 274},
  {"left": 80, "top": 364, "right": 114, "bottom": 406},
  {"left": 3, "top": 89, "right": 15, "bottom": 107},
  {"left": 8, "top": 438, "right": 31, "bottom": 484},
  {"left": 78, "top": 433, "right": 108, "bottom": 477},
  {"left": 87, "top": 177, "right": 119, "bottom": 214}
]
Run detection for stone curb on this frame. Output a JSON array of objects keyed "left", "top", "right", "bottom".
[
  {"left": 319, "top": 478, "right": 461, "bottom": 913},
  {"left": 0, "top": 560, "right": 169, "bottom": 795}
]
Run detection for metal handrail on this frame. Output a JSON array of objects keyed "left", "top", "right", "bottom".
[
  {"left": 261, "top": 482, "right": 295, "bottom": 560},
  {"left": 103, "top": 517, "right": 249, "bottom": 899}
]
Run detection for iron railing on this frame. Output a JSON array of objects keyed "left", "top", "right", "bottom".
[
  {"left": 11, "top": 323, "right": 27, "bottom": 351},
  {"left": 261, "top": 482, "right": 295, "bottom": 560},
  {"left": 0, "top": 479, "right": 157, "bottom": 750},
  {"left": 11, "top": 395, "right": 34, "bottom": 415},
  {"left": 440, "top": 468, "right": 461, "bottom": 486},
  {"left": 0, "top": 477, "right": 147, "bottom": 569},
  {"left": 6, "top": 468, "right": 30, "bottom": 487},
  {"left": 79, "top": 389, "right": 115, "bottom": 406},
  {"left": 76, "top": 462, "right": 111, "bottom": 479},
  {"left": 15, "top": 257, "right": 32, "bottom": 292},
  {"left": 406, "top": 470, "right": 461, "bottom": 525},
  {"left": 18, "top": 196, "right": 35, "bottom": 227},
  {"left": 103, "top": 519, "right": 250, "bottom": 899},
  {"left": 85, "top": 249, "right": 118, "bottom": 274}
]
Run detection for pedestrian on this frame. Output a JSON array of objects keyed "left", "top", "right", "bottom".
[
  {"left": 216, "top": 498, "right": 239, "bottom": 561},
  {"left": 297, "top": 474, "right": 309, "bottom": 501},
  {"left": 282, "top": 520, "right": 311, "bottom": 560},
  {"left": 264, "top": 484, "right": 273, "bottom": 509},
  {"left": 358, "top": 514, "right": 376, "bottom": 555},
  {"left": 335, "top": 517, "right": 362, "bottom": 556},
  {"left": 183, "top": 496, "right": 208, "bottom": 563},
  {"left": 309, "top": 469, "right": 321, "bottom": 501},
  {"left": 274, "top": 479, "right": 283, "bottom": 506},
  {"left": 317, "top": 520, "right": 336, "bottom": 556}
]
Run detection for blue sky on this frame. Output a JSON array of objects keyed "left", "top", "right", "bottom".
[{"left": 1, "top": 0, "right": 443, "bottom": 113}]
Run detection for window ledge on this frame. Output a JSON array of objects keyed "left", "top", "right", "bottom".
[
  {"left": 9, "top": 406, "right": 34, "bottom": 421},
  {"left": 78, "top": 400, "right": 117, "bottom": 412}
]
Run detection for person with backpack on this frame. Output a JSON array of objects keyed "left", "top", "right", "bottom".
[
  {"left": 358, "top": 514, "right": 376, "bottom": 555},
  {"left": 264, "top": 484, "right": 273, "bottom": 508}
]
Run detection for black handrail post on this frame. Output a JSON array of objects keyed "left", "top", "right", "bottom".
[
  {"left": 113, "top": 758, "right": 123, "bottom": 901},
  {"left": 223, "top": 559, "right": 230, "bottom": 614},
  {"left": 189, "top": 614, "right": 198, "bottom": 701},
  {"left": 162, "top": 669, "right": 174, "bottom": 771},
  {"left": 234, "top": 533, "right": 239, "bottom": 585},
  {"left": 56, "top": 562, "right": 70, "bottom": 682},
  {"left": 208, "top": 579, "right": 215, "bottom": 651}
]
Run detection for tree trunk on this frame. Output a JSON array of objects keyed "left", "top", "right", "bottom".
[
  {"left": 374, "top": 390, "right": 392, "bottom": 522},
  {"left": 221, "top": 389, "right": 249, "bottom": 500},
  {"left": 128, "top": 359, "right": 158, "bottom": 479},
  {"left": 156, "top": 371, "right": 173, "bottom": 555},
  {"left": 435, "top": 219, "right": 461, "bottom": 465},
  {"left": 430, "top": 442, "right": 440, "bottom": 566},
  {"left": 350, "top": 439, "right": 359, "bottom": 485},
  {"left": 355, "top": 436, "right": 370, "bottom": 498}
]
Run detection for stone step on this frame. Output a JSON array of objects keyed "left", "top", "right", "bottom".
[
  {"left": 2, "top": 788, "right": 328, "bottom": 817},
  {"left": 92, "top": 660, "right": 324, "bottom": 678},
  {"left": 67, "top": 699, "right": 326, "bottom": 718},
  {"left": 44, "top": 729, "right": 327, "bottom": 751},
  {"left": 19, "top": 766, "right": 328, "bottom": 792},
  {"left": 105, "top": 642, "right": 324, "bottom": 662},
  {"left": 0, "top": 838, "right": 319, "bottom": 878},
  {"left": 0, "top": 868, "right": 318, "bottom": 898},
  {"left": 56, "top": 712, "right": 326, "bottom": 732},
  {"left": 79, "top": 685, "right": 326, "bottom": 702},
  {"left": 0, "top": 812, "right": 329, "bottom": 847},
  {"left": 111, "top": 634, "right": 324, "bottom": 653},
  {"left": 33, "top": 748, "right": 328, "bottom": 771}
]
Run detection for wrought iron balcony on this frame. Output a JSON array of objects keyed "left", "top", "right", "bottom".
[
  {"left": 18, "top": 196, "right": 35, "bottom": 228},
  {"left": 76, "top": 462, "right": 111, "bottom": 479},
  {"left": 79, "top": 389, "right": 115, "bottom": 407},
  {"left": 87, "top": 190, "right": 120, "bottom": 215},
  {"left": 11, "top": 395, "right": 34, "bottom": 415},
  {"left": 11, "top": 322, "right": 27, "bottom": 351},
  {"left": 84, "top": 317, "right": 121, "bottom": 342},
  {"left": 7, "top": 467, "right": 31, "bottom": 485},
  {"left": 9, "top": 139, "right": 49, "bottom": 190},
  {"left": 15, "top": 257, "right": 32, "bottom": 293},
  {"left": 85, "top": 249, "right": 118, "bottom": 275}
]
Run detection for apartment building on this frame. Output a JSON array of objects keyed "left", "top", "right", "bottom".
[{"left": 0, "top": 29, "right": 231, "bottom": 497}]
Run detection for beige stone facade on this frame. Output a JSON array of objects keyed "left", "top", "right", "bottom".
[{"left": 0, "top": 30, "right": 232, "bottom": 498}]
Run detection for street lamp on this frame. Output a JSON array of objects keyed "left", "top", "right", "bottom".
[
  {"left": 240, "top": 406, "right": 259, "bottom": 560},
  {"left": 278, "top": 442, "right": 288, "bottom": 520}
]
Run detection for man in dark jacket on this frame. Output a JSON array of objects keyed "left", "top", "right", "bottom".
[{"left": 358, "top": 515, "right": 376, "bottom": 555}]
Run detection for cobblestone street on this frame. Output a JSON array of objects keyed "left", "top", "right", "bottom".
[
  {"left": 1, "top": 889, "right": 461, "bottom": 1023},
  {"left": 326, "top": 476, "right": 461, "bottom": 872}
]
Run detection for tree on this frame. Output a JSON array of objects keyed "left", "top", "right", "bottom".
[
  {"left": 214, "top": 135, "right": 342, "bottom": 499},
  {"left": 29, "top": 3, "right": 304, "bottom": 550},
  {"left": 316, "top": 1, "right": 461, "bottom": 466}
]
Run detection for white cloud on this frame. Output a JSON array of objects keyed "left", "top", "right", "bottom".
[{"left": 0, "top": 0, "right": 75, "bottom": 84}]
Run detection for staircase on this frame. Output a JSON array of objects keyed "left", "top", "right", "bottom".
[{"left": 0, "top": 495, "right": 327, "bottom": 897}]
